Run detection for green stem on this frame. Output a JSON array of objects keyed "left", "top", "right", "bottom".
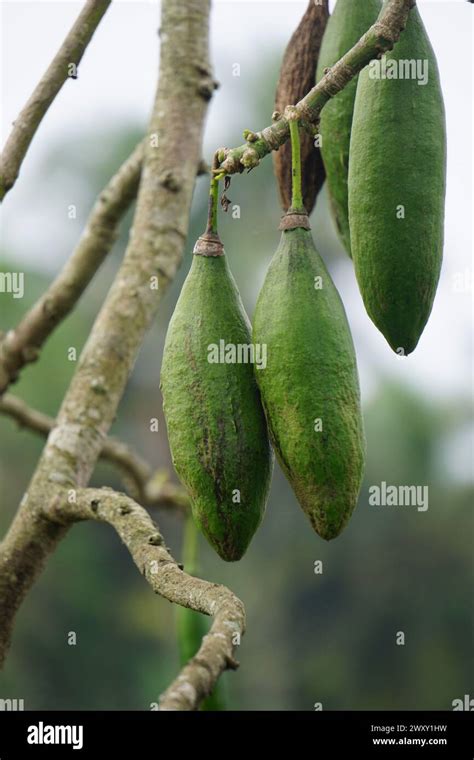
[
  {"left": 206, "top": 175, "right": 220, "bottom": 235},
  {"left": 289, "top": 118, "right": 304, "bottom": 212},
  {"left": 182, "top": 513, "right": 199, "bottom": 576}
]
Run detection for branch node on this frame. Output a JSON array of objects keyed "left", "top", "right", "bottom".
[
  {"left": 197, "top": 78, "right": 217, "bottom": 101},
  {"left": 259, "top": 125, "right": 285, "bottom": 152},
  {"left": 147, "top": 533, "right": 163, "bottom": 546},
  {"left": 284, "top": 105, "right": 298, "bottom": 122},
  {"left": 297, "top": 100, "right": 320, "bottom": 124},
  {"left": 241, "top": 148, "right": 260, "bottom": 169},
  {"left": 159, "top": 170, "right": 181, "bottom": 192},
  {"left": 90, "top": 378, "right": 108, "bottom": 395},
  {"left": 243, "top": 129, "right": 258, "bottom": 143}
]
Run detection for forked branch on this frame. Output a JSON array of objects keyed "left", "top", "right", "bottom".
[
  {"left": 0, "top": 394, "right": 189, "bottom": 512},
  {"left": 216, "top": 0, "right": 415, "bottom": 175}
]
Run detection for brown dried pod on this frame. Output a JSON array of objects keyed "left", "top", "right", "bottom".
[{"left": 273, "top": 0, "right": 329, "bottom": 214}]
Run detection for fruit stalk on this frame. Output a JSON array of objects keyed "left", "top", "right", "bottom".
[
  {"left": 206, "top": 174, "right": 220, "bottom": 236},
  {"left": 288, "top": 117, "right": 304, "bottom": 213}
]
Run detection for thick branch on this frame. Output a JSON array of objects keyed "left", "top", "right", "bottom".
[
  {"left": 0, "top": 0, "right": 112, "bottom": 200},
  {"left": 0, "top": 0, "right": 212, "bottom": 673},
  {"left": 217, "top": 0, "right": 414, "bottom": 175},
  {"left": 51, "top": 488, "right": 245, "bottom": 711},
  {"left": 0, "top": 141, "right": 144, "bottom": 394},
  {"left": 0, "top": 394, "right": 188, "bottom": 512}
]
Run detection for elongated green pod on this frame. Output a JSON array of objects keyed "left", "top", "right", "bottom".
[
  {"left": 316, "top": 0, "right": 382, "bottom": 255},
  {"left": 348, "top": 5, "right": 446, "bottom": 354},
  {"left": 253, "top": 212, "right": 365, "bottom": 540},
  {"left": 160, "top": 233, "right": 273, "bottom": 561}
]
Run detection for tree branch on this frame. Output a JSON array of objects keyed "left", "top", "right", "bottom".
[
  {"left": 0, "top": 141, "right": 144, "bottom": 395},
  {"left": 216, "top": 0, "right": 415, "bottom": 175},
  {"left": 0, "top": 394, "right": 189, "bottom": 513},
  {"left": 48, "top": 487, "right": 245, "bottom": 711},
  {"left": 0, "top": 0, "right": 112, "bottom": 200},
  {"left": 0, "top": 0, "right": 213, "bottom": 676}
]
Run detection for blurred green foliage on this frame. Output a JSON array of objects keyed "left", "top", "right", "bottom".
[{"left": 0, "top": 56, "right": 472, "bottom": 712}]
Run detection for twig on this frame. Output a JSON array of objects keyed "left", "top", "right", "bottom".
[
  {"left": 49, "top": 487, "right": 245, "bottom": 711},
  {"left": 0, "top": 394, "right": 53, "bottom": 437},
  {"left": 0, "top": 394, "right": 189, "bottom": 513},
  {"left": 0, "top": 141, "right": 144, "bottom": 394},
  {"left": 0, "top": 0, "right": 112, "bottom": 200},
  {"left": 216, "top": 0, "right": 415, "bottom": 175},
  {"left": 0, "top": 0, "right": 213, "bottom": 675}
]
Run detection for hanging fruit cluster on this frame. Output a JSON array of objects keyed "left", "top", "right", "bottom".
[{"left": 160, "top": 1, "right": 446, "bottom": 561}]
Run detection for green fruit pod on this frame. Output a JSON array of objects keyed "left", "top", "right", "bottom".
[
  {"left": 253, "top": 212, "right": 365, "bottom": 540},
  {"left": 160, "top": 233, "right": 273, "bottom": 561},
  {"left": 348, "top": 5, "right": 446, "bottom": 355},
  {"left": 316, "top": 0, "right": 382, "bottom": 255}
]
